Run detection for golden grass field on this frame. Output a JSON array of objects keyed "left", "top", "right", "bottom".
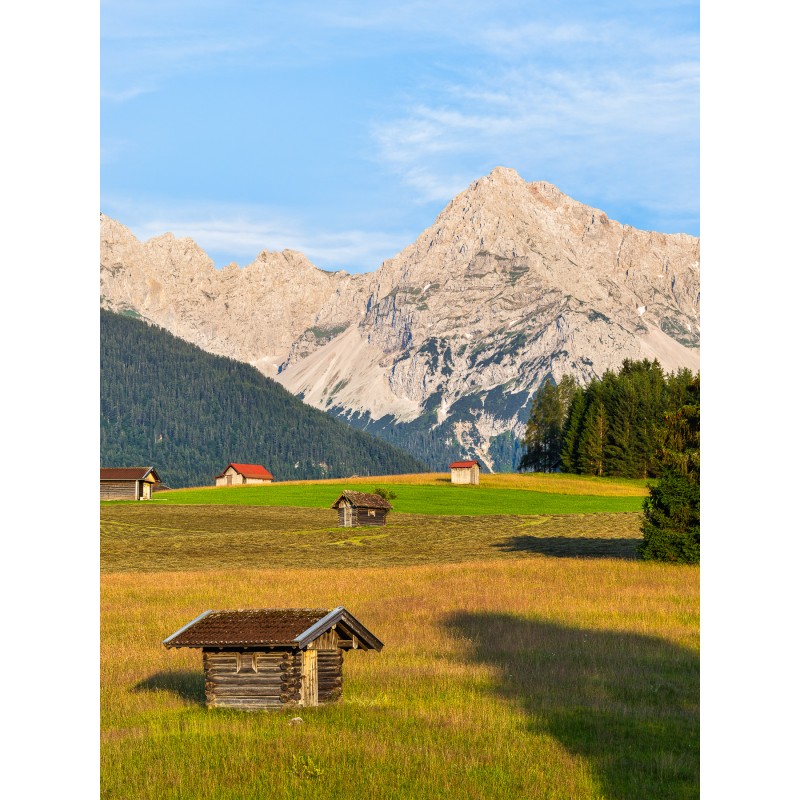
[
  {"left": 101, "top": 474, "right": 698, "bottom": 799},
  {"left": 102, "top": 560, "right": 699, "bottom": 799}
]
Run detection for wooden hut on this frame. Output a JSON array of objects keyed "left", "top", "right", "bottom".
[
  {"left": 100, "top": 467, "right": 161, "bottom": 500},
  {"left": 163, "top": 607, "right": 383, "bottom": 710},
  {"left": 449, "top": 460, "right": 480, "bottom": 485},
  {"left": 330, "top": 491, "right": 392, "bottom": 527},
  {"left": 215, "top": 463, "right": 274, "bottom": 486}
]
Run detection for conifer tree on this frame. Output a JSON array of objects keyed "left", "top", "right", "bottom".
[
  {"left": 640, "top": 373, "right": 700, "bottom": 563},
  {"left": 578, "top": 396, "right": 607, "bottom": 476}
]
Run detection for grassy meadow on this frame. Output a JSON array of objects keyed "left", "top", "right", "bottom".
[
  {"left": 100, "top": 473, "right": 699, "bottom": 799},
  {"left": 128, "top": 472, "right": 647, "bottom": 516}
]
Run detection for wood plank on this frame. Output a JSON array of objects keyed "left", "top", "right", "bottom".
[{"left": 211, "top": 686, "right": 289, "bottom": 698}]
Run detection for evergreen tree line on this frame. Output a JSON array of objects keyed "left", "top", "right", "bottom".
[
  {"left": 518, "top": 359, "right": 700, "bottom": 563},
  {"left": 518, "top": 360, "right": 697, "bottom": 479},
  {"left": 101, "top": 310, "right": 428, "bottom": 488}
]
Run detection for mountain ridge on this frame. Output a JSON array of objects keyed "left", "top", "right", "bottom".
[{"left": 100, "top": 167, "right": 699, "bottom": 470}]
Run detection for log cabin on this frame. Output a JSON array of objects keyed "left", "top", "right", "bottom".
[
  {"left": 100, "top": 467, "right": 161, "bottom": 500},
  {"left": 449, "top": 460, "right": 481, "bottom": 485},
  {"left": 163, "top": 607, "right": 383, "bottom": 710},
  {"left": 330, "top": 491, "right": 392, "bottom": 527},
  {"left": 215, "top": 463, "right": 274, "bottom": 486}
]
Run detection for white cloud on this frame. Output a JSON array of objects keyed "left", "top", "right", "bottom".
[
  {"left": 102, "top": 199, "right": 413, "bottom": 272},
  {"left": 370, "top": 28, "right": 699, "bottom": 230}
]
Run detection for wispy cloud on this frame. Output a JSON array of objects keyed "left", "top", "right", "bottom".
[
  {"left": 102, "top": 199, "right": 413, "bottom": 273},
  {"left": 370, "top": 17, "right": 699, "bottom": 231}
]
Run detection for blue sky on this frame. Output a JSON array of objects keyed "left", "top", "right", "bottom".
[{"left": 101, "top": 1, "right": 699, "bottom": 272}]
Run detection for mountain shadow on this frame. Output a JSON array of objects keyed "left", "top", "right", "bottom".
[
  {"left": 444, "top": 612, "right": 699, "bottom": 799},
  {"left": 133, "top": 670, "right": 205, "bottom": 705},
  {"left": 492, "top": 535, "right": 641, "bottom": 559}
]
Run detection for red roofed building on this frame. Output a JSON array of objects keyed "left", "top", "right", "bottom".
[
  {"left": 215, "top": 463, "right": 274, "bottom": 487},
  {"left": 449, "top": 459, "right": 480, "bottom": 485}
]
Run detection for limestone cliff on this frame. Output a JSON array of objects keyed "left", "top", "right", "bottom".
[{"left": 100, "top": 167, "right": 699, "bottom": 470}]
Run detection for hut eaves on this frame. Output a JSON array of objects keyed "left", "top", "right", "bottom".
[
  {"left": 330, "top": 491, "right": 393, "bottom": 510},
  {"left": 163, "top": 607, "right": 383, "bottom": 651}
]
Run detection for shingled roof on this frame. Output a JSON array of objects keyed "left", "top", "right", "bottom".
[
  {"left": 100, "top": 467, "right": 160, "bottom": 481},
  {"left": 449, "top": 460, "right": 480, "bottom": 469},
  {"left": 330, "top": 491, "right": 393, "bottom": 510},
  {"left": 163, "top": 607, "right": 384, "bottom": 651}
]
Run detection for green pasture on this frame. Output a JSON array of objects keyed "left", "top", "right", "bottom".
[{"left": 121, "top": 481, "right": 645, "bottom": 516}]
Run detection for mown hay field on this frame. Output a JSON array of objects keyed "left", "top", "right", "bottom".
[
  {"left": 102, "top": 505, "right": 645, "bottom": 572},
  {"left": 102, "top": 560, "right": 699, "bottom": 800}
]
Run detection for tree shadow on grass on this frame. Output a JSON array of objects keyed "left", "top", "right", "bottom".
[
  {"left": 133, "top": 670, "right": 205, "bottom": 705},
  {"left": 493, "top": 535, "right": 642, "bottom": 559},
  {"left": 444, "top": 612, "right": 699, "bottom": 800}
]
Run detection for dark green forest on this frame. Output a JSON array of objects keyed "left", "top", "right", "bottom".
[
  {"left": 519, "top": 359, "right": 700, "bottom": 563},
  {"left": 519, "top": 360, "right": 698, "bottom": 479},
  {"left": 101, "top": 310, "right": 427, "bottom": 488}
]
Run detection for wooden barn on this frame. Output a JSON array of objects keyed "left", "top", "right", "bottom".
[
  {"left": 100, "top": 467, "right": 161, "bottom": 500},
  {"left": 163, "top": 607, "right": 383, "bottom": 710},
  {"left": 331, "top": 491, "right": 392, "bottom": 527},
  {"left": 215, "top": 463, "right": 274, "bottom": 486},
  {"left": 450, "top": 460, "right": 481, "bottom": 485}
]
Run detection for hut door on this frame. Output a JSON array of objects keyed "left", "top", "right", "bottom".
[
  {"left": 226, "top": 474, "right": 232, "bottom": 486},
  {"left": 301, "top": 650, "right": 318, "bottom": 706}
]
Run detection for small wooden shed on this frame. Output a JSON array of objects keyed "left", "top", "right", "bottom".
[
  {"left": 100, "top": 467, "right": 161, "bottom": 500},
  {"left": 163, "top": 607, "right": 383, "bottom": 710},
  {"left": 215, "top": 463, "right": 274, "bottom": 486},
  {"left": 449, "top": 460, "right": 480, "bottom": 485},
  {"left": 331, "top": 491, "right": 392, "bottom": 527}
]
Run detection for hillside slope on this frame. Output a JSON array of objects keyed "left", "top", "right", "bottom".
[{"left": 100, "top": 310, "right": 428, "bottom": 487}]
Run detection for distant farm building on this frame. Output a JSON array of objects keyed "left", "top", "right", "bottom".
[
  {"left": 450, "top": 460, "right": 481, "bottom": 485},
  {"left": 100, "top": 467, "right": 161, "bottom": 500},
  {"left": 215, "top": 463, "right": 274, "bottom": 486},
  {"left": 163, "top": 607, "right": 383, "bottom": 710},
  {"left": 331, "top": 491, "right": 392, "bottom": 527}
]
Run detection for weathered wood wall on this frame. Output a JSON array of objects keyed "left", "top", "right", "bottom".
[
  {"left": 100, "top": 480, "right": 139, "bottom": 500},
  {"left": 203, "top": 646, "right": 344, "bottom": 709},
  {"left": 316, "top": 649, "right": 344, "bottom": 702},
  {"left": 338, "top": 506, "right": 387, "bottom": 527},
  {"left": 203, "top": 650, "right": 303, "bottom": 709},
  {"left": 355, "top": 509, "right": 387, "bottom": 526},
  {"left": 451, "top": 466, "right": 479, "bottom": 485}
]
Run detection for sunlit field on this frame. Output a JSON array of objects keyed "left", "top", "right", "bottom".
[
  {"left": 102, "top": 561, "right": 699, "bottom": 800},
  {"left": 113, "top": 473, "right": 647, "bottom": 516},
  {"left": 101, "top": 473, "right": 697, "bottom": 799}
]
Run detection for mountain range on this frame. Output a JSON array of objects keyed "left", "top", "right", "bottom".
[{"left": 100, "top": 167, "right": 699, "bottom": 471}]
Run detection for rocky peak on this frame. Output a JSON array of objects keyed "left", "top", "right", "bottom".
[{"left": 99, "top": 168, "right": 699, "bottom": 469}]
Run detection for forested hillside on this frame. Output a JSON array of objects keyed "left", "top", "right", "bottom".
[{"left": 101, "top": 310, "right": 427, "bottom": 488}]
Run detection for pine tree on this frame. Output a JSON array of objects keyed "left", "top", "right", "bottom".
[
  {"left": 578, "top": 396, "right": 607, "bottom": 476},
  {"left": 640, "top": 373, "right": 700, "bottom": 563},
  {"left": 560, "top": 385, "right": 586, "bottom": 473},
  {"left": 518, "top": 375, "right": 577, "bottom": 473}
]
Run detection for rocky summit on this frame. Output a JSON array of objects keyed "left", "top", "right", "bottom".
[{"left": 100, "top": 167, "right": 699, "bottom": 471}]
